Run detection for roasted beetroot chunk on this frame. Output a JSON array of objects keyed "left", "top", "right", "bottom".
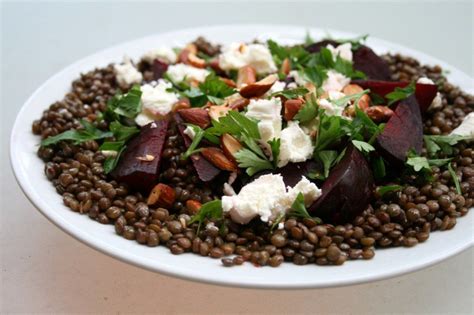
[
  {"left": 353, "top": 80, "right": 438, "bottom": 112},
  {"left": 275, "top": 160, "right": 318, "bottom": 187},
  {"left": 376, "top": 95, "right": 423, "bottom": 163},
  {"left": 152, "top": 59, "right": 169, "bottom": 80},
  {"left": 110, "top": 120, "right": 169, "bottom": 193},
  {"left": 306, "top": 40, "right": 391, "bottom": 80},
  {"left": 308, "top": 145, "right": 374, "bottom": 224},
  {"left": 174, "top": 113, "right": 221, "bottom": 182}
]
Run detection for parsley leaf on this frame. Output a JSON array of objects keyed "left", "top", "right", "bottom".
[
  {"left": 334, "top": 55, "right": 366, "bottom": 79},
  {"left": 315, "top": 113, "right": 349, "bottom": 152},
  {"left": 41, "top": 120, "right": 113, "bottom": 147},
  {"left": 234, "top": 148, "right": 273, "bottom": 176},
  {"left": 448, "top": 162, "right": 461, "bottom": 194},
  {"left": 270, "top": 212, "right": 286, "bottom": 232},
  {"left": 267, "top": 40, "right": 310, "bottom": 69},
  {"left": 377, "top": 185, "right": 402, "bottom": 197},
  {"left": 189, "top": 199, "right": 223, "bottom": 234},
  {"left": 424, "top": 134, "right": 470, "bottom": 157},
  {"left": 352, "top": 140, "right": 375, "bottom": 154},
  {"left": 372, "top": 156, "right": 386, "bottom": 179},
  {"left": 268, "top": 138, "right": 281, "bottom": 168},
  {"left": 270, "top": 87, "right": 309, "bottom": 99},
  {"left": 182, "top": 124, "right": 205, "bottom": 160},
  {"left": 105, "top": 85, "right": 142, "bottom": 120},
  {"left": 109, "top": 121, "right": 139, "bottom": 142},
  {"left": 299, "top": 66, "right": 328, "bottom": 87},
  {"left": 315, "top": 150, "right": 338, "bottom": 179},
  {"left": 406, "top": 155, "right": 430, "bottom": 172},
  {"left": 199, "top": 73, "right": 235, "bottom": 100},
  {"left": 428, "top": 158, "right": 452, "bottom": 167},
  {"left": 103, "top": 145, "right": 127, "bottom": 174},
  {"left": 294, "top": 94, "right": 320, "bottom": 123},
  {"left": 288, "top": 193, "right": 321, "bottom": 223},
  {"left": 386, "top": 81, "right": 416, "bottom": 106}
]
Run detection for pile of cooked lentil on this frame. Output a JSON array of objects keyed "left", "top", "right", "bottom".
[{"left": 33, "top": 38, "right": 473, "bottom": 268}]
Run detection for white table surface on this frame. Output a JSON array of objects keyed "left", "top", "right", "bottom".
[{"left": 1, "top": 1, "right": 473, "bottom": 314}]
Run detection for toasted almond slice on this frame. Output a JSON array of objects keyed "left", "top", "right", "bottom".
[
  {"left": 147, "top": 183, "right": 176, "bottom": 208},
  {"left": 177, "top": 108, "right": 211, "bottom": 129},
  {"left": 284, "top": 99, "right": 304, "bottom": 121},
  {"left": 172, "top": 99, "right": 191, "bottom": 112},
  {"left": 281, "top": 58, "right": 291, "bottom": 75},
  {"left": 364, "top": 106, "right": 394, "bottom": 123},
  {"left": 343, "top": 84, "right": 364, "bottom": 95},
  {"left": 229, "top": 97, "right": 250, "bottom": 110},
  {"left": 200, "top": 147, "right": 238, "bottom": 171},
  {"left": 221, "top": 133, "right": 243, "bottom": 162},
  {"left": 239, "top": 74, "right": 278, "bottom": 98},
  {"left": 136, "top": 154, "right": 155, "bottom": 162},
  {"left": 208, "top": 105, "right": 231, "bottom": 121},
  {"left": 220, "top": 77, "right": 237, "bottom": 88},
  {"left": 185, "top": 199, "right": 202, "bottom": 215},
  {"left": 236, "top": 65, "right": 257, "bottom": 88}
]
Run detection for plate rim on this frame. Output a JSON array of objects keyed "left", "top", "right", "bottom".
[{"left": 10, "top": 23, "right": 474, "bottom": 289}]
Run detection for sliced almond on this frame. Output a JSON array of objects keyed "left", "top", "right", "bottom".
[
  {"left": 239, "top": 74, "right": 278, "bottom": 98},
  {"left": 177, "top": 108, "right": 211, "bottom": 129},
  {"left": 236, "top": 65, "right": 257, "bottom": 88},
  {"left": 208, "top": 105, "right": 231, "bottom": 121},
  {"left": 136, "top": 154, "right": 155, "bottom": 162},
  {"left": 147, "top": 183, "right": 176, "bottom": 208},
  {"left": 343, "top": 84, "right": 370, "bottom": 110},
  {"left": 364, "top": 106, "right": 394, "bottom": 123},
  {"left": 304, "top": 82, "right": 317, "bottom": 102},
  {"left": 200, "top": 147, "right": 238, "bottom": 171},
  {"left": 185, "top": 199, "right": 202, "bottom": 215},
  {"left": 221, "top": 133, "right": 243, "bottom": 162},
  {"left": 172, "top": 99, "right": 191, "bottom": 112},
  {"left": 284, "top": 99, "right": 304, "bottom": 121},
  {"left": 220, "top": 77, "right": 237, "bottom": 88},
  {"left": 229, "top": 97, "right": 250, "bottom": 110},
  {"left": 281, "top": 58, "right": 291, "bottom": 75}
]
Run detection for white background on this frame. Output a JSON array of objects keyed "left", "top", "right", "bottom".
[{"left": 1, "top": 1, "right": 473, "bottom": 314}]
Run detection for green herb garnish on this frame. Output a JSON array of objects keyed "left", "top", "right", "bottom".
[
  {"left": 189, "top": 200, "right": 223, "bottom": 234},
  {"left": 377, "top": 185, "right": 402, "bottom": 197},
  {"left": 352, "top": 140, "right": 375, "bottom": 154},
  {"left": 41, "top": 119, "right": 113, "bottom": 147},
  {"left": 181, "top": 124, "right": 205, "bottom": 160},
  {"left": 386, "top": 81, "right": 416, "bottom": 106},
  {"left": 424, "top": 134, "right": 470, "bottom": 157},
  {"left": 288, "top": 193, "right": 321, "bottom": 223},
  {"left": 448, "top": 162, "right": 462, "bottom": 194},
  {"left": 105, "top": 84, "right": 142, "bottom": 120},
  {"left": 270, "top": 87, "right": 309, "bottom": 99}
]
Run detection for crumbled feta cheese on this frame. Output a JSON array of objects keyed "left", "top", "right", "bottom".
[
  {"left": 286, "top": 176, "right": 322, "bottom": 207},
  {"left": 326, "top": 43, "right": 353, "bottom": 62},
  {"left": 166, "top": 63, "right": 210, "bottom": 83},
  {"left": 142, "top": 46, "right": 177, "bottom": 64},
  {"left": 322, "top": 70, "right": 350, "bottom": 92},
  {"left": 218, "top": 43, "right": 277, "bottom": 74},
  {"left": 222, "top": 174, "right": 288, "bottom": 224},
  {"left": 317, "top": 97, "right": 348, "bottom": 117},
  {"left": 278, "top": 121, "right": 314, "bottom": 167},
  {"left": 114, "top": 56, "right": 143, "bottom": 88},
  {"left": 183, "top": 125, "right": 196, "bottom": 139},
  {"left": 417, "top": 77, "right": 443, "bottom": 110},
  {"left": 245, "top": 98, "right": 282, "bottom": 146},
  {"left": 450, "top": 112, "right": 474, "bottom": 140},
  {"left": 265, "top": 80, "right": 286, "bottom": 96},
  {"left": 289, "top": 70, "right": 308, "bottom": 86},
  {"left": 134, "top": 111, "right": 156, "bottom": 126},
  {"left": 134, "top": 80, "right": 179, "bottom": 126},
  {"left": 222, "top": 174, "right": 322, "bottom": 224}
]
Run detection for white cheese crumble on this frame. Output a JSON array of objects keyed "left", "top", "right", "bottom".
[
  {"left": 166, "top": 63, "right": 210, "bottom": 84},
  {"left": 265, "top": 80, "right": 286, "bottom": 96},
  {"left": 326, "top": 43, "right": 353, "bottom": 62},
  {"left": 222, "top": 174, "right": 321, "bottom": 224},
  {"left": 218, "top": 43, "right": 277, "bottom": 75},
  {"left": 450, "top": 112, "right": 474, "bottom": 140},
  {"left": 278, "top": 121, "right": 314, "bottom": 167},
  {"left": 417, "top": 77, "right": 443, "bottom": 110},
  {"left": 183, "top": 125, "right": 196, "bottom": 139},
  {"left": 245, "top": 97, "right": 282, "bottom": 148},
  {"left": 114, "top": 56, "right": 143, "bottom": 88},
  {"left": 286, "top": 176, "right": 322, "bottom": 207},
  {"left": 289, "top": 70, "right": 308, "bottom": 86},
  {"left": 142, "top": 46, "right": 177, "bottom": 64},
  {"left": 134, "top": 79, "right": 179, "bottom": 126},
  {"left": 322, "top": 70, "right": 351, "bottom": 92}
]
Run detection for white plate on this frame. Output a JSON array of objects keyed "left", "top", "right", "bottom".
[{"left": 10, "top": 24, "right": 474, "bottom": 289}]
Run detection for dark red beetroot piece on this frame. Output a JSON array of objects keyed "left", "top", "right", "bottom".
[
  {"left": 110, "top": 120, "right": 169, "bottom": 193},
  {"left": 174, "top": 113, "right": 221, "bottom": 182},
  {"left": 376, "top": 95, "right": 423, "bottom": 163},
  {"left": 152, "top": 59, "right": 169, "bottom": 80},
  {"left": 306, "top": 40, "right": 392, "bottom": 81},
  {"left": 353, "top": 80, "right": 438, "bottom": 113},
  {"left": 275, "top": 160, "right": 318, "bottom": 187},
  {"left": 308, "top": 145, "right": 374, "bottom": 224}
]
